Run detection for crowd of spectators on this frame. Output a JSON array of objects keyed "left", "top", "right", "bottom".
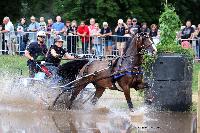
[{"left": 0, "top": 16, "right": 199, "bottom": 58}]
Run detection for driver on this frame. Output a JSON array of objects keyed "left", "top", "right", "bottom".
[
  {"left": 46, "top": 35, "right": 75, "bottom": 67},
  {"left": 25, "top": 31, "right": 48, "bottom": 77}
]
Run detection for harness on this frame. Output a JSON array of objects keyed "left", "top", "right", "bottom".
[
  {"left": 111, "top": 65, "right": 143, "bottom": 92},
  {"left": 113, "top": 66, "right": 143, "bottom": 79}
]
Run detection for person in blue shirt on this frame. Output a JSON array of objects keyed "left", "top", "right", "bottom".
[
  {"left": 52, "top": 16, "right": 65, "bottom": 35},
  {"left": 27, "top": 16, "right": 40, "bottom": 42}
]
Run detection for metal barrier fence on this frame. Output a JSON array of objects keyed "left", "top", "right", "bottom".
[
  {"left": 0, "top": 32, "right": 133, "bottom": 58},
  {"left": 178, "top": 38, "right": 200, "bottom": 60},
  {"left": 0, "top": 31, "right": 200, "bottom": 60}
]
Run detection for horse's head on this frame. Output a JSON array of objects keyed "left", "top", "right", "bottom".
[{"left": 135, "top": 32, "right": 157, "bottom": 55}]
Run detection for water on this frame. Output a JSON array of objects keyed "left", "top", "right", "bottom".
[{"left": 0, "top": 73, "right": 196, "bottom": 132}]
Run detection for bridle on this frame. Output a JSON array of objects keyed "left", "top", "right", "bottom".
[{"left": 136, "top": 33, "right": 154, "bottom": 55}]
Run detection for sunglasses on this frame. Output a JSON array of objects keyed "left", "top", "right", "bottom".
[
  {"left": 38, "top": 36, "right": 46, "bottom": 38},
  {"left": 132, "top": 21, "right": 137, "bottom": 22}
]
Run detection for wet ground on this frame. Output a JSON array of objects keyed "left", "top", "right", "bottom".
[{"left": 0, "top": 75, "right": 196, "bottom": 133}]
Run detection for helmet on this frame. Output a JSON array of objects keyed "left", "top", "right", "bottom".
[
  {"left": 37, "top": 31, "right": 46, "bottom": 37},
  {"left": 55, "top": 35, "right": 64, "bottom": 42}
]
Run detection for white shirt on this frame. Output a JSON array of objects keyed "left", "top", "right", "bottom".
[{"left": 5, "top": 21, "right": 14, "bottom": 40}]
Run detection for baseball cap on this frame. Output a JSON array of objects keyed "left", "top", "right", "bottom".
[
  {"left": 132, "top": 18, "right": 137, "bottom": 21},
  {"left": 55, "top": 35, "right": 64, "bottom": 42}
]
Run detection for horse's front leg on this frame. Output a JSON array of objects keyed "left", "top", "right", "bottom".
[{"left": 123, "top": 86, "right": 134, "bottom": 111}]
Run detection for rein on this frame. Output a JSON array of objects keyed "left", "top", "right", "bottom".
[{"left": 113, "top": 66, "right": 143, "bottom": 79}]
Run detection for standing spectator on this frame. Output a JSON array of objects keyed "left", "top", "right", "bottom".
[
  {"left": 93, "top": 23, "right": 102, "bottom": 58},
  {"left": 88, "top": 18, "right": 96, "bottom": 36},
  {"left": 181, "top": 20, "right": 195, "bottom": 39},
  {"left": 126, "top": 18, "right": 132, "bottom": 35},
  {"left": 66, "top": 20, "right": 78, "bottom": 53},
  {"left": 88, "top": 18, "right": 96, "bottom": 53},
  {"left": 39, "top": 17, "right": 47, "bottom": 31},
  {"left": 46, "top": 18, "right": 54, "bottom": 46},
  {"left": 47, "top": 18, "right": 53, "bottom": 32},
  {"left": 77, "top": 21, "right": 90, "bottom": 54},
  {"left": 63, "top": 20, "right": 71, "bottom": 51},
  {"left": 52, "top": 16, "right": 65, "bottom": 35},
  {"left": 181, "top": 20, "right": 195, "bottom": 48},
  {"left": 16, "top": 17, "right": 28, "bottom": 55},
  {"left": 63, "top": 20, "right": 71, "bottom": 37},
  {"left": 27, "top": 16, "right": 40, "bottom": 42},
  {"left": 130, "top": 18, "right": 140, "bottom": 36},
  {"left": 150, "top": 24, "right": 159, "bottom": 45},
  {"left": 192, "top": 24, "right": 200, "bottom": 58},
  {"left": 65, "top": 20, "right": 71, "bottom": 31},
  {"left": 0, "top": 17, "right": 15, "bottom": 54},
  {"left": 115, "top": 19, "right": 128, "bottom": 56},
  {"left": 140, "top": 22, "right": 150, "bottom": 33},
  {"left": 192, "top": 24, "right": 200, "bottom": 38},
  {"left": 100, "top": 22, "right": 112, "bottom": 56},
  {"left": 149, "top": 24, "right": 158, "bottom": 37}
]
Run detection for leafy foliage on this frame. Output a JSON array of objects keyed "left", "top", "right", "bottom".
[
  {"left": 159, "top": 5, "right": 181, "bottom": 46},
  {"left": 158, "top": 5, "right": 194, "bottom": 59}
]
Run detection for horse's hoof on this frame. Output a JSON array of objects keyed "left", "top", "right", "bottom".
[
  {"left": 129, "top": 108, "right": 135, "bottom": 112},
  {"left": 145, "top": 96, "right": 154, "bottom": 105},
  {"left": 48, "top": 106, "right": 53, "bottom": 110}
]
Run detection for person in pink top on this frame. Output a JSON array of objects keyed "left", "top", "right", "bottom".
[
  {"left": 77, "top": 21, "right": 90, "bottom": 54},
  {"left": 88, "top": 18, "right": 95, "bottom": 35},
  {"left": 88, "top": 18, "right": 95, "bottom": 53}
]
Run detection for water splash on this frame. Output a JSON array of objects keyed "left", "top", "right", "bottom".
[{"left": 0, "top": 72, "right": 61, "bottom": 109}]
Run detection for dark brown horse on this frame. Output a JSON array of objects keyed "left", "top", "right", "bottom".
[{"left": 53, "top": 33, "right": 156, "bottom": 110}]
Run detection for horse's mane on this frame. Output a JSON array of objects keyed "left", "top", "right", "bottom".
[
  {"left": 123, "top": 36, "right": 136, "bottom": 55},
  {"left": 111, "top": 37, "right": 137, "bottom": 70}
]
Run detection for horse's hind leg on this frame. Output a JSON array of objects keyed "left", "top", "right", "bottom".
[
  {"left": 90, "top": 85, "right": 106, "bottom": 105},
  {"left": 68, "top": 85, "right": 87, "bottom": 109}
]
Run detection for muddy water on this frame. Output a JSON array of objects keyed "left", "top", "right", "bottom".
[{"left": 0, "top": 75, "right": 196, "bottom": 133}]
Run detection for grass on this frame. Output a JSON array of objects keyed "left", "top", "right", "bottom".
[
  {"left": 192, "top": 62, "right": 200, "bottom": 92},
  {"left": 0, "top": 55, "right": 28, "bottom": 76}
]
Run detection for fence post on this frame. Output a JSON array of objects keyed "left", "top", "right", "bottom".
[{"left": 198, "top": 72, "right": 200, "bottom": 133}]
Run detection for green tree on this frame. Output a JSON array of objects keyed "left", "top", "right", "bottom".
[
  {"left": 0, "top": 0, "right": 22, "bottom": 23},
  {"left": 53, "top": 0, "right": 97, "bottom": 22},
  {"left": 52, "top": 0, "right": 163, "bottom": 27},
  {"left": 21, "top": 0, "right": 54, "bottom": 22}
]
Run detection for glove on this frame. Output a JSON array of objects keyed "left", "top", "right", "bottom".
[
  {"left": 74, "top": 54, "right": 79, "bottom": 59},
  {"left": 56, "top": 54, "right": 63, "bottom": 59},
  {"left": 35, "top": 55, "right": 45, "bottom": 62}
]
